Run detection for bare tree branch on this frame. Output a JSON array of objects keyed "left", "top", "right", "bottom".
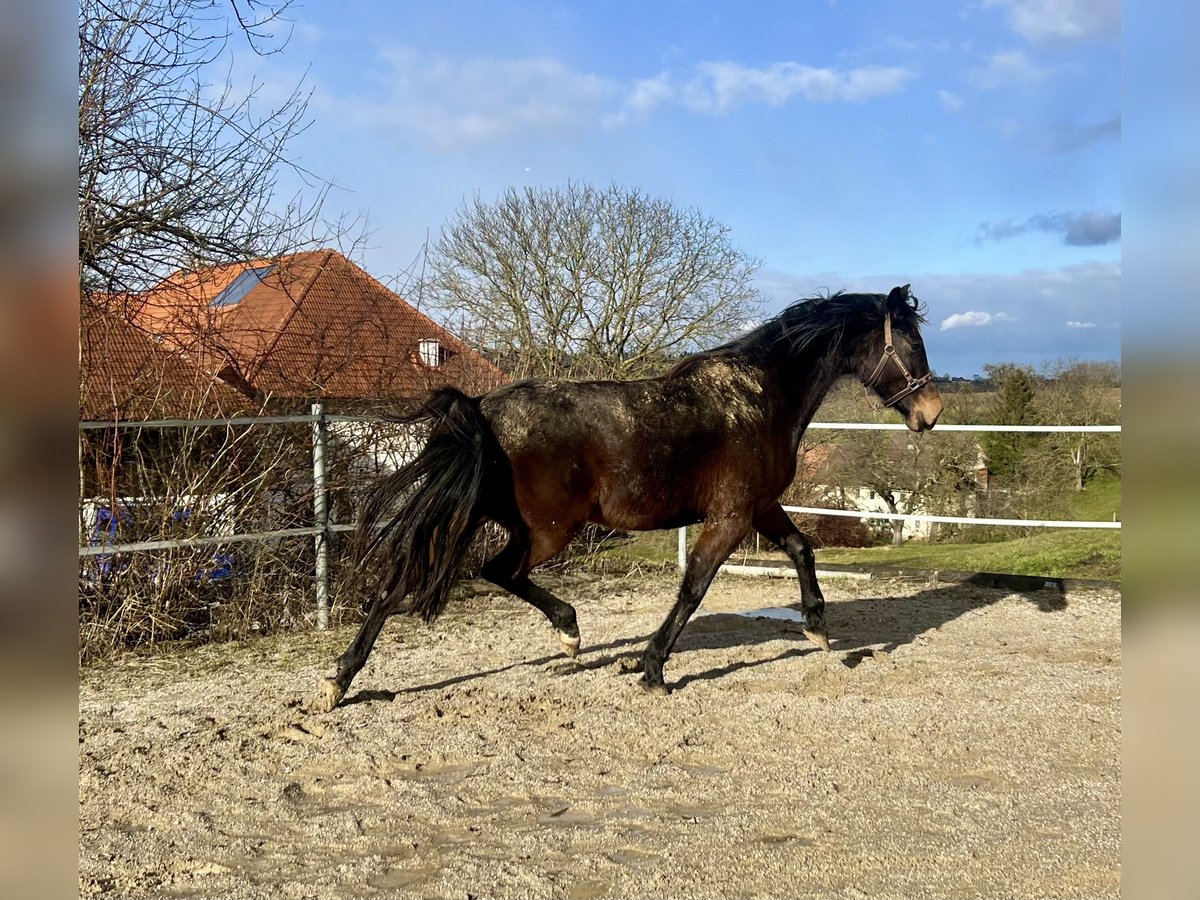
[
  {"left": 426, "top": 182, "right": 762, "bottom": 380},
  {"left": 79, "top": 0, "right": 352, "bottom": 301}
]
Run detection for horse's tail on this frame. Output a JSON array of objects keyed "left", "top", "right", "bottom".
[{"left": 351, "top": 387, "right": 494, "bottom": 623}]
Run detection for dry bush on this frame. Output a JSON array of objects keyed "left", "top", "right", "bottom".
[{"left": 78, "top": 414, "right": 420, "bottom": 659}]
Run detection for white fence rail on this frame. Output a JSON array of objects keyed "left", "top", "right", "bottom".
[
  {"left": 678, "top": 420, "right": 1122, "bottom": 573},
  {"left": 779, "top": 506, "right": 1120, "bottom": 529},
  {"left": 79, "top": 414, "right": 1121, "bottom": 624},
  {"left": 800, "top": 420, "right": 1121, "bottom": 527}
]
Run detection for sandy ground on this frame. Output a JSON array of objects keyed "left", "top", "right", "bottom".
[{"left": 79, "top": 571, "right": 1121, "bottom": 899}]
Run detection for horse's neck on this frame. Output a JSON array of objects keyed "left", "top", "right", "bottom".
[{"left": 764, "top": 348, "right": 852, "bottom": 450}]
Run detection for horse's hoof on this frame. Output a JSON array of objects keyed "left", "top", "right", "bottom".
[
  {"left": 557, "top": 630, "right": 581, "bottom": 658},
  {"left": 640, "top": 677, "right": 670, "bottom": 697},
  {"left": 803, "top": 628, "right": 831, "bottom": 652},
  {"left": 314, "top": 677, "right": 345, "bottom": 713}
]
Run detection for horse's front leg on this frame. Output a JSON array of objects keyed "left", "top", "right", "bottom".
[
  {"left": 752, "top": 503, "right": 830, "bottom": 651},
  {"left": 641, "top": 516, "right": 750, "bottom": 694}
]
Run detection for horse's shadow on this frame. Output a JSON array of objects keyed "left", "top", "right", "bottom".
[
  {"left": 668, "top": 576, "right": 1068, "bottom": 690},
  {"left": 339, "top": 630, "right": 652, "bottom": 706},
  {"left": 340, "top": 577, "right": 1068, "bottom": 703}
]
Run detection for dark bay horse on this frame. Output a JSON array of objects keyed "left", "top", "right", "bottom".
[{"left": 316, "top": 285, "right": 942, "bottom": 710}]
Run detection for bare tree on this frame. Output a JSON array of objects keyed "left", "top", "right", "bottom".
[
  {"left": 812, "top": 381, "right": 984, "bottom": 545},
  {"left": 426, "top": 182, "right": 761, "bottom": 380},
  {"left": 78, "top": 0, "right": 342, "bottom": 301},
  {"left": 1037, "top": 357, "right": 1121, "bottom": 491}
]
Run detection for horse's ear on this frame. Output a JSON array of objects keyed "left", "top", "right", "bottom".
[{"left": 886, "top": 285, "right": 911, "bottom": 314}]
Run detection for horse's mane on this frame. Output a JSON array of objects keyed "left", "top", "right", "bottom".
[{"left": 669, "top": 289, "right": 927, "bottom": 378}]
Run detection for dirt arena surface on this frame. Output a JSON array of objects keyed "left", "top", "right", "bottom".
[{"left": 79, "top": 572, "right": 1121, "bottom": 899}]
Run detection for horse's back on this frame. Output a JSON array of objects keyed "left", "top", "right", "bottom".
[
  {"left": 479, "top": 365, "right": 773, "bottom": 531},
  {"left": 481, "top": 377, "right": 680, "bottom": 494}
]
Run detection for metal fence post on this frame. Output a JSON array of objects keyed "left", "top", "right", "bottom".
[
  {"left": 312, "top": 401, "right": 329, "bottom": 629},
  {"left": 677, "top": 526, "right": 687, "bottom": 573}
]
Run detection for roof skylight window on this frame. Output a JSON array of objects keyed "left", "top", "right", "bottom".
[{"left": 210, "top": 264, "right": 274, "bottom": 307}]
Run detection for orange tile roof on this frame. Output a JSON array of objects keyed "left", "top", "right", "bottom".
[
  {"left": 132, "top": 250, "right": 508, "bottom": 401},
  {"left": 79, "top": 304, "right": 253, "bottom": 420}
]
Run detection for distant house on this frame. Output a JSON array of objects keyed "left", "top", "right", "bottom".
[
  {"left": 79, "top": 306, "right": 256, "bottom": 557},
  {"left": 795, "top": 442, "right": 936, "bottom": 545},
  {"left": 129, "top": 249, "right": 506, "bottom": 407},
  {"left": 79, "top": 252, "right": 509, "bottom": 554},
  {"left": 80, "top": 304, "right": 250, "bottom": 422}
]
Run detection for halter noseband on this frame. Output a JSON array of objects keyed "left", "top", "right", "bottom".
[{"left": 861, "top": 310, "right": 933, "bottom": 409}]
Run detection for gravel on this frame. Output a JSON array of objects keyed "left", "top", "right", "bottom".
[{"left": 79, "top": 571, "right": 1120, "bottom": 899}]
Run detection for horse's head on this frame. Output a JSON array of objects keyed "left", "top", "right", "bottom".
[{"left": 859, "top": 285, "right": 943, "bottom": 431}]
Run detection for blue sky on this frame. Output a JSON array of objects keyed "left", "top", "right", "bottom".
[{"left": 236, "top": 0, "right": 1121, "bottom": 377}]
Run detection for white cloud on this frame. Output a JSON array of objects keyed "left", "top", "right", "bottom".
[
  {"left": 336, "top": 50, "right": 916, "bottom": 150},
  {"left": 970, "top": 50, "right": 1056, "bottom": 89},
  {"left": 340, "top": 49, "right": 620, "bottom": 150},
  {"left": 682, "top": 62, "right": 912, "bottom": 112},
  {"left": 985, "top": 0, "right": 1121, "bottom": 44},
  {"left": 938, "top": 89, "right": 965, "bottom": 112},
  {"left": 292, "top": 20, "right": 323, "bottom": 44},
  {"left": 603, "top": 74, "right": 676, "bottom": 128},
  {"left": 628, "top": 74, "right": 676, "bottom": 114},
  {"left": 1067, "top": 320, "right": 1097, "bottom": 329},
  {"left": 940, "top": 311, "right": 1016, "bottom": 331}
]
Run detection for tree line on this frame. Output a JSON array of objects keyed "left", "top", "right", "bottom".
[{"left": 803, "top": 360, "right": 1120, "bottom": 545}]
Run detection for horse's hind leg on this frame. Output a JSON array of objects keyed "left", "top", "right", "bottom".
[
  {"left": 315, "top": 570, "right": 405, "bottom": 712},
  {"left": 752, "top": 503, "right": 830, "bottom": 650},
  {"left": 641, "top": 516, "right": 750, "bottom": 694},
  {"left": 481, "top": 527, "right": 581, "bottom": 657}
]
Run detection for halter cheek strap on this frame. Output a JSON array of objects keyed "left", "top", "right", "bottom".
[{"left": 861, "top": 311, "right": 933, "bottom": 409}]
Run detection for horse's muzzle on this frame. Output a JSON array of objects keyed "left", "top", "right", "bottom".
[{"left": 905, "top": 392, "right": 943, "bottom": 432}]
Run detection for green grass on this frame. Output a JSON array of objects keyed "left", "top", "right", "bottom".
[
  {"left": 579, "top": 528, "right": 681, "bottom": 570},
  {"left": 1066, "top": 472, "right": 1121, "bottom": 523},
  {"left": 578, "top": 474, "right": 1121, "bottom": 583},
  {"left": 814, "top": 529, "right": 1119, "bottom": 581},
  {"left": 821, "top": 473, "right": 1120, "bottom": 581}
]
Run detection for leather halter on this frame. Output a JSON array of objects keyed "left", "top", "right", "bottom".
[{"left": 861, "top": 311, "right": 933, "bottom": 409}]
